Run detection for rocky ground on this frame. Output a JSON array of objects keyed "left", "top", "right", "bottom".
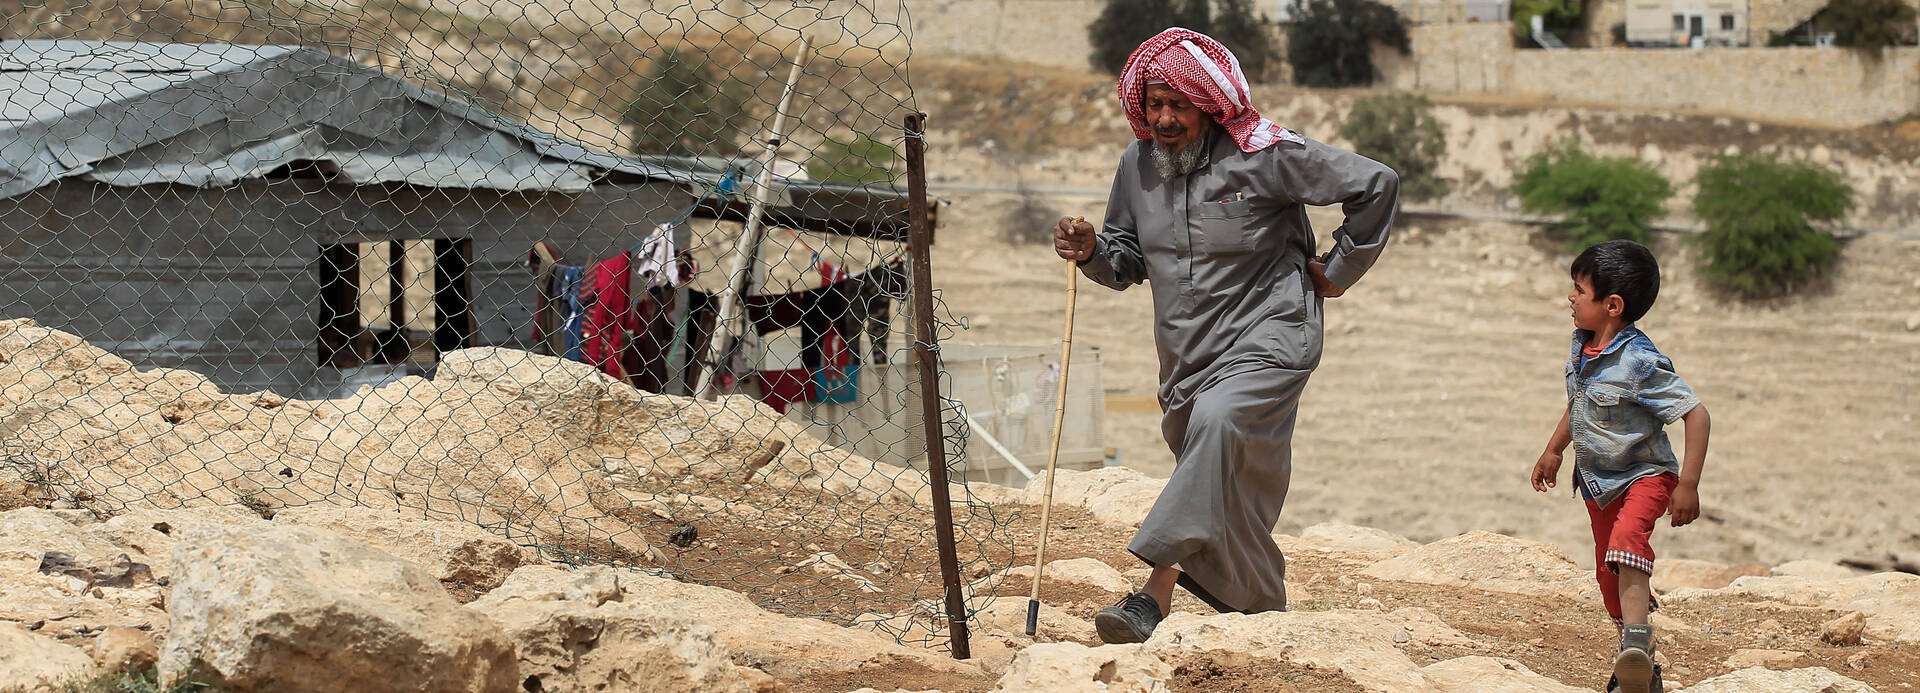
[{"left": 3, "top": 326, "right": 1918, "bottom": 692}]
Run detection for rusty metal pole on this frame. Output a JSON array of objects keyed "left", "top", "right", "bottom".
[{"left": 902, "top": 112, "right": 970, "bottom": 660}]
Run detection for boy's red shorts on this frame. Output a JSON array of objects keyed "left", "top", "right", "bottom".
[{"left": 1585, "top": 473, "right": 1677, "bottom": 623}]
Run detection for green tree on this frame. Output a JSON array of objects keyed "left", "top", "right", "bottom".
[
  {"left": 1284, "top": 0, "right": 1410, "bottom": 88},
  {"left": 1691, "top": 154, "right": 1853, "bottom": 298},
  {"left": 1511, "top": 142, "right": 1673, "bottom": 249},
  {"left": 1087, "top": 0, "right": 1212, "bottom": 76},
  {"left": 1511, "top": 0, "right": 1584, "bottom": 42},
  {"left": 1208, "top": 0, "right": 1280, "bottom": 83},
  {"left": 623, "top": 49, "right": 750, "bottom": 157},
  {"left": 1823, "top": 0, "right": 1920, "bottom": 55},
  {"left": 806, "top": 133, "right": 899, "bottom": 186},
  {"left": 1338, "top": 92, "right": 1448, "bottom": 202}
]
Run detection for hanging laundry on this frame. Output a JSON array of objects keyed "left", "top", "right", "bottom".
[
  {"left": 809, "top": 323, "right": 858, "bottom": 404},
  {"left": 631, "top": 223, "right": 685, "bottom": 290},
  {"left": 558, "top": 264, "right": 590, "bottom": 363},
  {"left": 525, "top": 241, "right": 567, "bottom": 355},
  {"left": 755, "top": 327, "right": 808, "bottom": 414},
  {"left": 579, "top": 252, "right": 634, "bottom": 380}
]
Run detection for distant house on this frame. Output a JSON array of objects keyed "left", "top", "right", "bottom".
[
  {"left": 1625, "top": 0, "right": 1749, "bottom": 46},
  {"left": 0, "top": 40, "right": 922, "bottom": 399}
]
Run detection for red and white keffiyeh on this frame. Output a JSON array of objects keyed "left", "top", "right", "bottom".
[{"left": 1117, "top": 27, "right": 1297, "bottom": 153}]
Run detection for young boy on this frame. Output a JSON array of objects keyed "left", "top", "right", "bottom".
[{"left": 1531, "top": 240, "right": 1711, "bottom": 693}]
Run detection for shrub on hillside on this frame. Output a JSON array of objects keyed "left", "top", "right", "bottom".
[
  {"left": 624, "top": 49, "right": 750, "bottom": 157},
  {"left": 1691, "top": 153, "right": 1853, "bottom": 298},
  {"left": 1338, "top": 92, "right": 1448, "bottom": 202},
  {"left": 1087, "top": 0, "right": 1278, "bottom": 81},
  {"left": 1284, "top": 0, "right": 1409, "bottom": 88},
  {"left": 807, "top": 134, "right": 899, "bottom": 186},
  {"left": 1087, "top": 0, "right": 1210, "bottom": 76},
  {"left": 1511, "top": 0, "right": 1584, "bottom": 43},
  {"left": 1511, "top": 142, "right": 1672, "bottom": 249},
  {"left": 1823, "top": 0, "right": 1920, "bottom": 55}
]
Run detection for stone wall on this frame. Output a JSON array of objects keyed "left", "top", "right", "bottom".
[{"left": 1373, "top": 23, "right": 1920, "bottom": 126}]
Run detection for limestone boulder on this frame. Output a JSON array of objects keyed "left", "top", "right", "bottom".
[
  {"left": 276, "top": 505, "right": 533, "bottom": 591},
  {"left": 1276, "top": 522, "right": 1420, "bottom": 562},
  {"left": 1141, "top": 608, "right": 1470, "bottom": 692},
  {"left": 990, "top": 643, "right": 1171, "bottom": 693},
  {"left": 468, "top": 566, "right": 752, "bottom": 693},
  {"left": 90, "top": 626, "right": 159, "bottom": 676},
  {"left": 1672, "top": 666, "right": 1876, "bottom": 693},
  {"left": 157, "top": 522, "right": 518, "bottom": 692},
  {"left": 1651, "top": 558, "right": 1770, "bottom": 593},
  {"left": 490, "top": 565, "right": 992, "bottom": 690},
  {"left": 974, "top": 557, "right": 1133, "bottom": 597},
  {"left": 1421, "top": 656, "right": 1588, "bottom": 693},
  {"left": 0, "top": 621, "right": 95, "bottom": 692},
  {"left": 1724, "top": 649, "right": 1808, "bottom": 669},
  {"left": 1362, "top": 530, "right": 1598, "bottom": 602},
  {"left": 1770, "top": 560, "right": 1860, "bottom": 580},
  {"left": 1668, "top": 573, "right": 1920, "bottom": 643},
  {"left": 1019, "top": 468, "right": 1166, "bottom": 528},
  {"left": 1822, "top": 611, "right": 1867, "bottom": 646},
  {"left": 972, "top": 598, "right": 1099, "bottom": 644}
]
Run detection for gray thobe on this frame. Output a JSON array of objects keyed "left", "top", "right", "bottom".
[{"left": 1078, "top": 128, "right": 1398, "bottom": 613}]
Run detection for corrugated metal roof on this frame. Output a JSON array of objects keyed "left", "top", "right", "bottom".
[{"left": 0, "top": 40, "right": 924, "bottom": 239}]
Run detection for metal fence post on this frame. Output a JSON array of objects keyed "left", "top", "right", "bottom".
[{"left": 902, "top": 111, "right": 970, "bottom": 660}]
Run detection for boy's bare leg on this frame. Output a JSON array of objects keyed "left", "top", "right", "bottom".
[
  {"left": 1619, "top": 566, "right": 1653, "bottom": 625},
  {"left": 1143, "top": 565, "right": 1179, "bottom": 616}
]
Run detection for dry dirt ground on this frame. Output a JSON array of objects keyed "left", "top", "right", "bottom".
[
  {"left": 929, "top": 197, "right": 1920, "bottom": 573},
  {"left": 878, "top": 502, "right": 1920, "bottom": 692}
]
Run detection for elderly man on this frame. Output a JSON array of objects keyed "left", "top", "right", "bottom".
[{"left": 1054, "top": 28, "right": 1400, "bottom": 644}]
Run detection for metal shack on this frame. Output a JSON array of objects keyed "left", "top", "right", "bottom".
[{"left": 0, "top": 40, "right": 921, "bottom": 403}]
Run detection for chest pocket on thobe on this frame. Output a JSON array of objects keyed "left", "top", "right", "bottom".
[{"left": 1194, "top": 198, "right": 1259, "bottom": 254}]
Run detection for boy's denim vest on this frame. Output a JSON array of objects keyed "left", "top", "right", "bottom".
[{"left": 1567, "top": 325, "right": 1700, "bottom": 508}]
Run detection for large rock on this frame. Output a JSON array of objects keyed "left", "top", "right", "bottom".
[
  {"left": 972, "top": 598, "right": 1099, "bottom": 645},
  {"left": 91, "top": 626, "right": 159, "bottom": 676},
  {"left": 485, "top": 565, "right": 991, "bottom": 690},
  {"left": 1141, "top": 608, "right": 1470, "bottom": 692},
  {"left": 1651, "top": 558, "right": 1769, "bottom": 593},
  {"left": 467, "top": 566, "right": 752, "bottom": 693},
  {"left": 276, "top": 505, "right": 534, "bottom": 591},
  {"left": 1421, "top": 656, "right": 1587, "bottom": 693},
  {"left": 974, "top": 557, "right": 1133, "bottom": 597},
  {"left": 990, "top": 643, "right": 1171, "bottom": 693},
  {"left": 1672, "top": 666, "right": 1876, "bottom": 693},
  {"left": 1276, "top": 522, "right": 1419, "bottom": 562},
  {"left": 0, "top": 621, "right": 95, "bottom": 691},
  {"left": 1668, "top": 573, "right": 1920, "bottom": 643},
  {"left": 157, "top": 523, "right": 518, "bottom": 692},
  {"left": 0, "top": 508, "right": 176, "bottom": 638},
  {"left": 1362, "top": 530, "right": 1598, "bottom": 602},
  {"left": 1770, "top": 560, "right": 1860, "bottom": 580},
  {"left": 1018, "top": 468, "right": 1166, "bottom": 528}
]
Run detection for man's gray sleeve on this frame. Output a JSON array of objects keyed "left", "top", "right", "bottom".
[
  {"left": 1276, "top": 139, "right": 1400, "bottom": 290},
  {"left": 1079, "top": 149, "right": 1148, "bottom": 289}
]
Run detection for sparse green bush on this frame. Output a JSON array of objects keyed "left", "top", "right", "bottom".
[
  {"left": 1338, "top": 92, "right": 1449, "bottom": 202},
  {"left": 623, "top": 49, "right": 750, "bottom": 156},
  {"left": 1691, "top": 153, "right": 1853, "bottom": 298},
  {"left": 806, "top": 134, "right": 898, "bottom": 186},
  {"left": 1285, "top": 0, "right": 1409, "bottom": 88},
  {"left": 1824, "top": 0, "right": 1920, "bottom": 55},
  {"left": 1087, "top": 0, "right": 1278, "bottom": 81},
  {"left": 1511, "top": 142, "right": 1673, "bottom": 249}
]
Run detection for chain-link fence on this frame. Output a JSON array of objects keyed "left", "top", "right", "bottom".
[{"left": 0, "top": 0, "right": 1013, "bottom": 653}]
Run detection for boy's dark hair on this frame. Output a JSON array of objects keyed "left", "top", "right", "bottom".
[{"left": 1571, "top": 240, "right": 1661, "bottom": 323}]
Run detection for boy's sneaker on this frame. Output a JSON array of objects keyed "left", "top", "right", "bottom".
[
  {"left": 1612, "top": 624, "right": 1656, "bottom": 693},
  {"left": 1094, "top": 592, "right": 1164, "bottom": 644},
  {"left": 1605, "top": 666, "right": 1665, "bottom": 693}
]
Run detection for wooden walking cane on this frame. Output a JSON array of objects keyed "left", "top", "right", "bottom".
[{"left": 1027, "top": 218, "right": 1082, "bottom": 636}]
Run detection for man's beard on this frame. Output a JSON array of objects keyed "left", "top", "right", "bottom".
[{"left": 1150, "top": 137, "right": 1206, "bottom": 179}]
